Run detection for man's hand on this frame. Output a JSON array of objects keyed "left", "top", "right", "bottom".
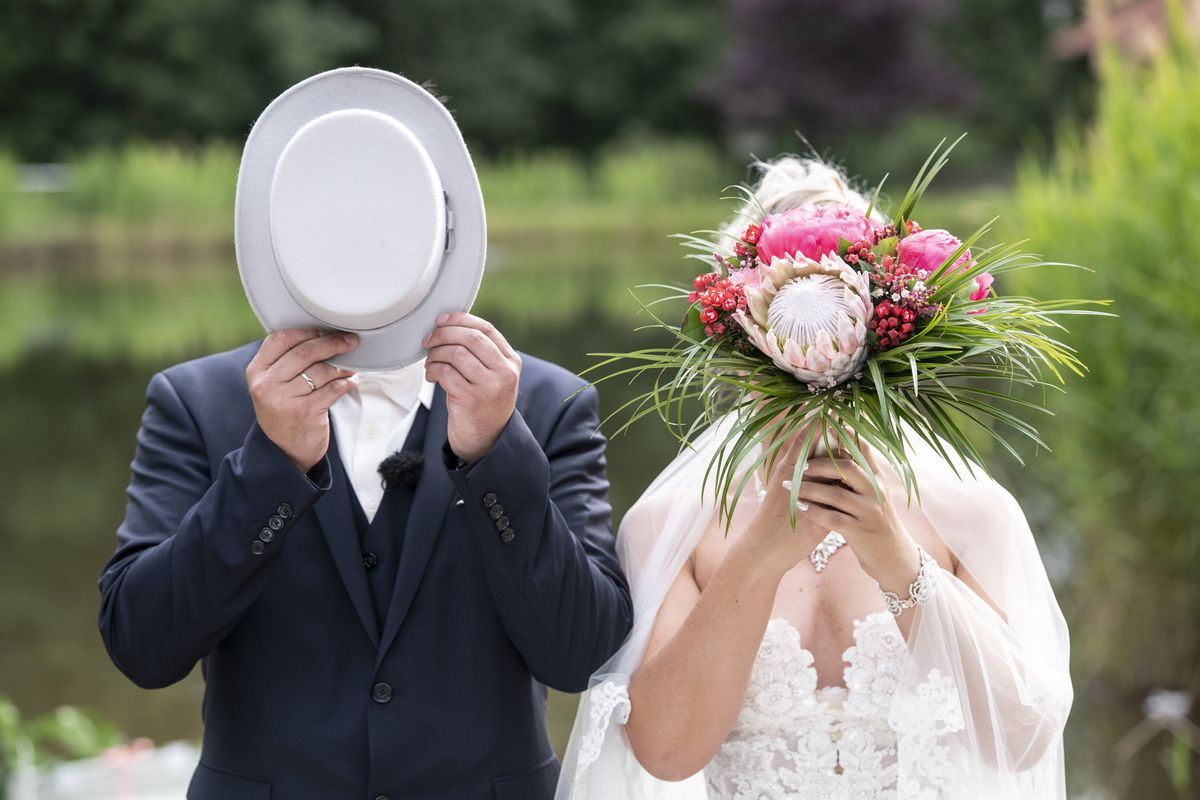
[
  {"left": 422, "top": 312, "right": 521, "bottom": 464},
  {"left": 245, "top": 328, "right": 359, "bottom": 473}
]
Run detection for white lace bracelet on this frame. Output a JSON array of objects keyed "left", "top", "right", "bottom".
[{"left": 878, "top": 546, "right": 938, "bottom": 616}]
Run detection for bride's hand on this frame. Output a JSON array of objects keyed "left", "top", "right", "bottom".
[
  {"left": 795, "top": 447, "right": 923, "bottom": 594},
  {"left": 741, "top": 434, "right": 830, "bottom": 579}
]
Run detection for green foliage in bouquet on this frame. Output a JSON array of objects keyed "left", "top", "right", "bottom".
[{"left": 585, "top": 138, "right": 1109, "bottom": 527}]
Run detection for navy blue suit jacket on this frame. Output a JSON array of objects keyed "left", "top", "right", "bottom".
[{"left": 98, "top": 341, "right": 632, "bottom": 800}]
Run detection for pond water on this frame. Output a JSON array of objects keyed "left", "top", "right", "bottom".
[
  {"left": 0, "top": 235, "right": 687, "bottom": 765},
  {"left": 0, "top": 233, "right": 1179, "bottom": 797}
]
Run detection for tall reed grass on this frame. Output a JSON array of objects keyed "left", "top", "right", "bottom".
[{"left": 1014, "top": 0, "right": 1200, "bottom": 721}]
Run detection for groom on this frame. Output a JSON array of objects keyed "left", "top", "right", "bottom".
[{"left": 97, "top": 313, "right": 632, "bottom": 799}]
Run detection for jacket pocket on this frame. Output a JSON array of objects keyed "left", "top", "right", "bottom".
[
  {"left": 188, "top": 762, "right": 272, "bottom": 799},
  {"left": 493, "top": 753, "right": 560, "bottom": 800}
]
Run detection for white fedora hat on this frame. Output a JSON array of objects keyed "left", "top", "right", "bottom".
[{"left": 235, "top": 67, "right": 486, "bottom": 370}]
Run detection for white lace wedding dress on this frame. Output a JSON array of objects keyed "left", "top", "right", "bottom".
[
  {"left": 706, "top": 614, "right": 961, "bottom": 800},
  {"left": 555, "top": 417, "right": 1072, "bottom": 799}
]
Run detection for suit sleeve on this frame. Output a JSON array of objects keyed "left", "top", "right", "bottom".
[
  {"left": 98, "top": 371, "right": 331, "bottom": 689},
  {"left": 443, "top": 384, "right": 633, "bottom": 692}
]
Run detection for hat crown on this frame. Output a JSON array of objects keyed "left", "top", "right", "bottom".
[{"left": 268, "top": 108, "right": 446, "bottom": 331}]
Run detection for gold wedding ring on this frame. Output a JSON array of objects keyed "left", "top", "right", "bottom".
[{"left": 300, "top": 371, "right": 317, "bottom": 392}]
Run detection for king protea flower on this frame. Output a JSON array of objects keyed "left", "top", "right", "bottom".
[{"left": 731, "top": 253, "right": 873, "bottom": 390}]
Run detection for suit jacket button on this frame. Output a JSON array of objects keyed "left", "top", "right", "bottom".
[
  {"left": 372, "top": 682, "right": 393, "bottom": 704},
  {"left": 494, "top": 515, "right": 510, "bottom": 531},
  {"left": 258, "top": 527, "right": 275, "bottom": 543},
  {"left": 250, "top": 540, "right": 266, "bottom": 556},
  {"left": 277, "top": 502, "right": 293, "bottom": 519},
  {"left": 488, "top": 504, "right": 504, "bottom": 520},
  {"left": 363, "top": 552, "right": 379, "bottom": 569},
  {"left": 500, "top": 528, "right": 516, "bottom": 544},
  {"left": 374, "top": 796, "right": 390, "bottom": 800},
  {"left": 267, "top": 515, "right": 284, "bottom": 531},
  {"left": 482, "top": 492, "right": 499, "bottom": 509}
]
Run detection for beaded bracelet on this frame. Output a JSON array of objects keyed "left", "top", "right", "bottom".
[{"left": 879, "top": 546, "right": 938, "bottom": 616}]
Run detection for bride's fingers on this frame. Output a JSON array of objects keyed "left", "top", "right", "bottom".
[
  {"left": 796, "top": 481, "right": 865, "bottom": 519},
  {"left": 804, "top": 457, "right": 871, "bottom": 495},
  {"left": 796, "top": 500, "right": 856, "bottom": 535},
  {"left": 767, "top": 427, "right": 812, "bottom": 481}
]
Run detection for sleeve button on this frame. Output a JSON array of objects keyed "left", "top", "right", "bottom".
[
  {"left": 482, "top": 492, "right": 499, "bottom": 509},
  {"left": 250, "top": 540, "right": 266, "bottom": 556},
  {"left": 268, "top": 515, "right": 284, "bottom": 531},
  {"left": 494, "top": 516, "right": 509, "bottom": 531},
  {"left": 277, "top": 502, "right": 293, "bottom": 519},
  {"left": 258, "top": 527, "right": 275, "bottom": 543},
  {"left": 488, "top": 504, "right": 504, "bottom": 520},
  {"left": 500, "top": 528, "right": 516, "bottom": 544}
]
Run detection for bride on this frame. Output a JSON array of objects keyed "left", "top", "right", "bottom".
[{"left": 555, "top": 160, "right": 1073, "bottom": 799}]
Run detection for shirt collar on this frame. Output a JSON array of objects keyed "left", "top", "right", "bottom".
[{"left": 354, "top": 358, "right": 434, "bottom": 411}]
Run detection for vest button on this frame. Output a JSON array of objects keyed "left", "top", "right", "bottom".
[
  {"left": 363, "top": 552, "right": 379, "bottom": 569},
  {"left": 372, "top": 682, "right": 393, "bottom": 704}
]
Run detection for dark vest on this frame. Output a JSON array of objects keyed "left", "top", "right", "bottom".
[{"left": 343, "top": 404, "right": 430, "bottom": 630}]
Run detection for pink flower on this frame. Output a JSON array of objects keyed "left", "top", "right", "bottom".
[
  {"left": 896, "top": 229, "right": 973, "bottom": 276},
  {"left": 969, "top": 272, "right": 994, "bottom": 301},
  {"left": 733, "top": 252, "right": 873, "bottom": 390},
  {"left": 727, "top": 265, "right": 761, "bottom": 292},
  {"left": 968, "top": 271, "right": 993, "bottom": 316},
  {"left": 755, "top": 204, "right": 875, "bottom": 266}
]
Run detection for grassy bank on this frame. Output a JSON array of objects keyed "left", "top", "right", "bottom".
[{"left": 0, "top": 140, "right": 1004, "bottom": 254}]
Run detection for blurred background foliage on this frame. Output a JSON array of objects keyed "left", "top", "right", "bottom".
[{"left": 0, "top": 0, "right": 1197, "bottom": 798}]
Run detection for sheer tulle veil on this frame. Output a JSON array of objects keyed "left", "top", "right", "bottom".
[{"left": 554, "top": 160, "right": 1073, "bottom": 799}]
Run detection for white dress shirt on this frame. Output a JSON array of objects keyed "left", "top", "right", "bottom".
[{"left": 328, "top": 358, "right": 435, "bottom": 523}]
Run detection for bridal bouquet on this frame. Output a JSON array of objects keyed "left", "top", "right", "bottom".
[{"left": 586, "top": 140, "right": 1106, "bottom": 523}]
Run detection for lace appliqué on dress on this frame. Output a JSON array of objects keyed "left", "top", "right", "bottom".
[
  {"left": 571, "top": 679, "right": 632, "bottom": 799},
  {"left": 705, "top": 613, "right": 965, "bottom": 800}
]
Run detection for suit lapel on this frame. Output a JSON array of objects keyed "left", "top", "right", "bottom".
[
  {"left": 376, "top": 387, "right": 454, "bottom": 664},
  {"left": 313, "top": 420, "right": 381, "bottom": 649}
]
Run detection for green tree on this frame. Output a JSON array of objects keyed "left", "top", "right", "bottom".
[{"left": 0, "top": 0, "right": 373, "bottom": 159}]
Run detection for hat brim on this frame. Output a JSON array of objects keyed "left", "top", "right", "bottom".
[{"left": 235, "top": 67, "right": 486, "bottom": 371}]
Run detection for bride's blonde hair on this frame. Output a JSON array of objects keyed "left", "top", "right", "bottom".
[{"left": 721, "top": 157, "right": 884, "bottom": 247}]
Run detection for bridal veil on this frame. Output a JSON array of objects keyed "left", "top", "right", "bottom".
[{"left": 554, "top": 415, "right": 1073, "bottom": 799}]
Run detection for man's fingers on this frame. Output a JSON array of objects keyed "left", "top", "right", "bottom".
[
  {"left": 269, "top": 332, "right": 359, "bottom": 383},
  {"left": 425, "top": 360, "right": 471, "bottom": 395},
  {"left": 306, "top": 375, "right": 359, "bottom": 411},
  {"left": 434, "top": 312, "right": 518, "bottom": 360},
  {"left": 426, "top": 344, "right": 488, "bottom": 383},
  {"left": 422, "top": 324, "right": 506, "bottom": 369},
  {"left": 249, "top": 328, "right": 323, "bottom": 374},
  {"left": 289, "top": 361, "right": 355, "bottom": 396}
]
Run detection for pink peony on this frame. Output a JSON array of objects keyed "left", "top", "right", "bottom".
[
  {"left": 896, "top": 229, "right": 973, "bottom": 277},
  {"left": 755, "top": 204, "right": 875, "bottom": 266}
]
